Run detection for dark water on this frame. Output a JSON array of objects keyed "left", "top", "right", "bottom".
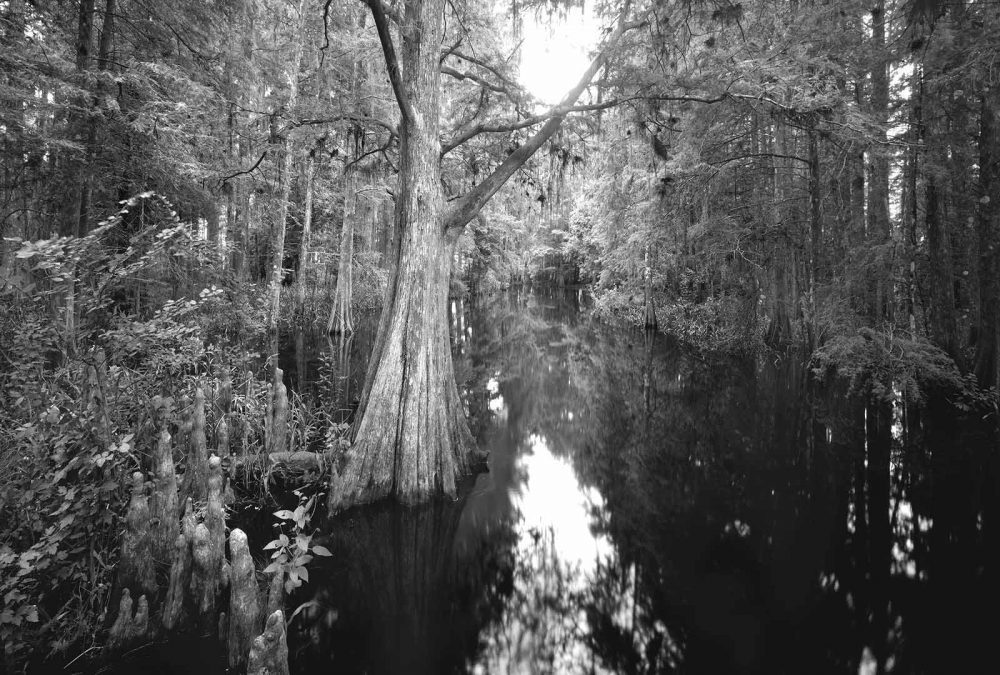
[{"left": 277, "top": 290, "right": 998, "bottom": 674}]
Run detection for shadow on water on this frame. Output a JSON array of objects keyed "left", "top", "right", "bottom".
[{"left": 279, "top": 289, "right": 998, "bottom": 674}]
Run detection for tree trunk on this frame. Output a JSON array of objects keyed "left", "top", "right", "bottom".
[
  {"left": 925, "top": 173, "right": 959, "bottom": 358},
  {"left": 65, "top": 0, "right": 95, "bottom": 237},
  {"left": 643, "top": 242, "right": 656, "bottom": 330},
  {"left": 328, "top": 153, "right": 356, "bottom": 335},
  {"left": 329, "top": 0, "right": 630, "bottom": 511},
  {"left": 808, "top": 126, "right": 821, "bottom": 344},
  {"left": 297, "top": 152, "right": 315, "bottom": 315},
  {"left": 328, "top": 0, "right": 472, "bottom": 510},
  {"left": 266, "top": 0, "right": 306, "bottom": 332},
  {"left": 974, "top": 80, "right": 1000, "bottom": 389},
  {"left": 868, "top": 0, "right": 891, "bottom": 323}
]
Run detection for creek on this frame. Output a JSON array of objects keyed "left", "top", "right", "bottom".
[{"left": 269, "top": 288, "right": 998, "bottom": 674}]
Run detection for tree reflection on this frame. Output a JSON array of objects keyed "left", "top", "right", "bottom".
[
  {"left": 282, "top": 290, "right": 998, "bottom": 674},
  {"left": 289, "top": 498, "right": 518, "bottom": 674}
]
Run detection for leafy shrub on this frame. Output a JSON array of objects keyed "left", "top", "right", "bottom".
[
  {"left": 810, "top": 327, "right": 969, "bottom": 403},
  {"left": 592, "top": 288, "right": 761, "bottom": 353},
  {"left": 0, "top": 193, "right": 275, "bottom": 668},
  {"left": 263, "top": 490, "right": 332, "bottom": 595}
]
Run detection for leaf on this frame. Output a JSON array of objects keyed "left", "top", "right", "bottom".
[
  {"left": 274, "top": 509, "right": 294, "bottom": 520},
  {"left": 288, "top": 600, "right": 319, "bottom": 624},
  {"left": 262, "top": 562, "right": 281, "bottom": 575},
  {"left": 263, "top": 539, "right": 281, "bottom": 550},
  {"left": 311, "top": 545, "right": 332, "bottom": 557}
]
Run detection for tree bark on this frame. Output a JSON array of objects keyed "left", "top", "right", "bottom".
[
  {"left": 328, "top": 145, "right": 356, "bottom": 335},
  {"left": 808, "top": 126, "right": 821, "bottom": 344},
  {"left": 643, "top": 243, "right": 656, "bottom": 330},
  {"left": 329, "top": 0, "right": 634, "bottom": 511},
  {"left": 65, "top": 0, "right": 95, "bottom": 237},
  {"left": 267, "top": 0, "right": 307, "bottom": 331},
  {"left": 867, "top": 0, "right": 892, "bottom": 323},
  {"left": 297, "top": 152, "right": 315, "bottom": 315},
  {"left": 974, "top": 80, "right": 1000, "bottom": 389},
  {"left": 329, "top": 0, "right": 472, "bottom": 509}
]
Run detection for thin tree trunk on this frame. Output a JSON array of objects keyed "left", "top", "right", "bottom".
[
  {"left": 1, "top": 0, "right": 26, "bottom": 249},
  {"left": 297, "top": 152, "right": 315, "bottom": 316},
  {"left": 97, "top": 0, "right": 115, "bottom": 71},
  {"left": 328, "top": 13, "right": 369, "bottom": 334},
  {"left": 266, "top": 0, "right": 307, "bottom": 331},
  {"left": 974, "top": 80, "right": 1000, "bottom": 389},
  {"left": 868, "top": 0, "right": 891, "bottom": 323},
  {"left": 925, "top": 174, "right": 958, "bottom": 358},
  {"left": 66, "top": 0, "right": 95, "bottom": 237},
  {"left": 643, "top": 243, "right": 656, "bottom": 330},
  {"left": 328, "top": 199, "right": 355, "bottom": 334},
  {"left": 808, "top": 126, "right": 822, "bottom": 344}
]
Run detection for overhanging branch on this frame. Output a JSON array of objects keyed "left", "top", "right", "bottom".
[
  {"left": 216, "top": 150, "right": 267, "bottom": 187},
  {"left": 441, "top": 100, "right": 622, "bottom": 156},
  {"left": 365, "top": 0, "right": 413, "bottom": 124},
  {"left": 442, "top": 3, "right": 641, "bottom": 232}
]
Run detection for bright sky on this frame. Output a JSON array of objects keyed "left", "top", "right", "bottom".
[{"left": 519, "top": 7, "right": 601, "bottom": 105}]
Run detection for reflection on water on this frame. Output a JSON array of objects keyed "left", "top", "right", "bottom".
[{"left": 284, "top": 290, "right": 998, "bottom": 674}]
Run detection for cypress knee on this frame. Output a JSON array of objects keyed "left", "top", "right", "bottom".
[
  {"left": 227, "top": 529, "right": 259, "bottom": 670},
  {"left": 247, "top": 610, "right": 289, "bottom": 675}
]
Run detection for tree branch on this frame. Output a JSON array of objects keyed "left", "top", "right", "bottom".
[
  {"left": 291, "top": 114, "right": 398, "bottom": 138},
  {"left": 440, "top": 65, "right": 506, "bottom": 94},
  {"left": 443, "top": 3, "right": 640, "bottom": 232},
  {"left": 378, "top": 0, "right": 403, "bottom": 25},
  {"left": 365, "top": 0, "right": 413, "bottom": 124},
  {"left": 441, "top": 100, "right": 622, "bottom": 156},
  {"left": 217, "top": 150, "right": 268, "bottom": 187},
  {"left": 447, "top": 50, "right": 522, "bottom": 93}
]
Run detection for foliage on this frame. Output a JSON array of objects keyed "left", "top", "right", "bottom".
[
  {"left": 592, "top": 287, "right": 761, "bottom": 353},
  {"left": 351, "top": 252, "right": 390, "bottom": 312},
  {"left": 263, "top": 490, "right": 332, "bottom": 596},
  {"left": 810, "top": 327, "right": 966, "bottom": 403},
  {"left": 0, "top": 319, "right": 135, "bottom": 663},
  {"left": 0, "top": 194, "right": 278, "bottom": 667}
]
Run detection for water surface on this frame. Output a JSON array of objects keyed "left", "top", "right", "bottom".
[{"left": 284, "top": 290, "right": 999, "bottom": 674}]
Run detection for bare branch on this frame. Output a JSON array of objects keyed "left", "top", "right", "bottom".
[
  {"left": 216, "top": 151, "right": 268, "bottom": 187},
  {"left": 443, "top": 3, "right": 640, "bottom": 233},
  {"left": 291, "top": 114, "right": 398, "bottom": 137},
  {"left": 345, "top": 136, "right": 396, "bottom": 172},
  {"left": 447, "top": 50, "right": 522, "bottom": 93},
  {"left": 365, "top": 0, "right": 413, "bottom": 123},
  {"left": 441, "top": 100, "right": 622, "bottom": 155},
  {"left": 440, "top": 66, "right": 506, "bottom": 94}
]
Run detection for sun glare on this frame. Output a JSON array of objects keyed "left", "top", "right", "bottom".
[{"left": 519, "top": 7, "right": 600, "bottom": 106}]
